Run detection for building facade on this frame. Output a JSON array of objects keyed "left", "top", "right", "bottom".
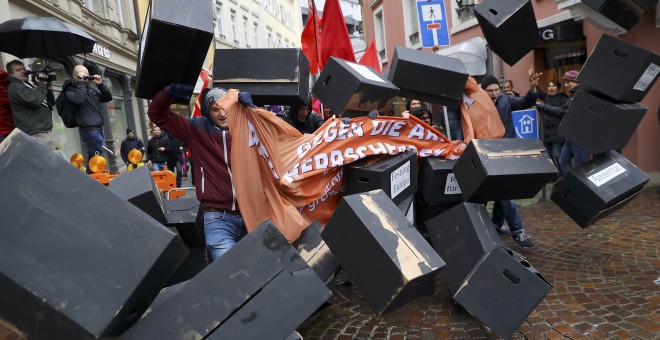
[
  {"left": 0, "top": 0, "right": 143, "bottom": 173},
  {"left": 362, "top": 0, "right": 660, "bottom": 183}
]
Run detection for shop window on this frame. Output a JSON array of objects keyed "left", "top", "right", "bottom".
[{"left": 104, "top": 76, "right": 128, "bottom": 155}]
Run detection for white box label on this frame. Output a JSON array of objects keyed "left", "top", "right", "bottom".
[
  {"left": 588, "top": 163, "right": 626, "bottom": 187},
  {"left": 348, "top": 62, "right": 385, "bottom": 83},
  {"left": 391, "top": 160, "right": 411, "bottom": 199},
  {"left": 633, "top": 63, "right": 659, "bottom": 91},
  {"left": 444, "top": 173, "right": 462, "bottom": 194}
]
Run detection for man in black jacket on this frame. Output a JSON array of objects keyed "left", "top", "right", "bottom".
[
  {"left": 120, "top": 128, "right": 145, "bottom": 166},
  {"left": 65, "top": 64, "right": 112, "bottom": 173},
  {"left": 146, "top": 126, "right": 171, "bottom": 171},
  {"left": 277, "top": 103, "right": 324, "bottom": 134}
]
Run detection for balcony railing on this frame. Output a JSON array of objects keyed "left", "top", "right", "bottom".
[{"left": 234, "top": 39, "right": 240, "bottom": 46}]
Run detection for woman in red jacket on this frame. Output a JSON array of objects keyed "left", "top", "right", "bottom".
[{"left": 0, "top": 69, "right": 14, "bottom": 143}]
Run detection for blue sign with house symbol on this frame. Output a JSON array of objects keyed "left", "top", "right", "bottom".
[
  {"left": 512, "top": 109, "right": 539, "bottom": 139},
  {"left": 417, "top": 0, "right": 450, "bottom": 48}
]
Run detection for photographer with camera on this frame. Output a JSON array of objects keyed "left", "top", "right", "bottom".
[
  {"left": 5, "top": 59, "right": 55, "bottom": 150},
  {"left": 63, "top": 64, "right": 112, "bottom": 174}
]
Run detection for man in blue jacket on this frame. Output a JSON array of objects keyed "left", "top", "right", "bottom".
[{"left": 481, "top": 74, "right": 541, "bottom": 247}]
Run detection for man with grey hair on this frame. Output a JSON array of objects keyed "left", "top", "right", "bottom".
[{"left": 147, "top": 84, "right": 253, "bottom": 261}]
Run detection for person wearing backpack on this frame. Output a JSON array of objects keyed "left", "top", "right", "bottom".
[{"left": 65, "top": 64, "right": 112, "bottom": 174}]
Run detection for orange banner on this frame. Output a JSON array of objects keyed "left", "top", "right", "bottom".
[{"left": 220, "top": 90, "right": 468, "bottom": 242}]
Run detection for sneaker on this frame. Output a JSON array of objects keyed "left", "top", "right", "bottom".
[
  {"left": 494, "top": 226, "right": 512, "bottom": 236},
  {"left": 512, "top": 232, "right": 534, "bottom": 247}
]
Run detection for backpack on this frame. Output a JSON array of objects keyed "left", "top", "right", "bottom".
[{"left": 55, "top": 85, "right": 78, "bottom": 128}]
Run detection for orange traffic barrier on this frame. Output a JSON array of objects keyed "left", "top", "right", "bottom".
[
  {"left": 90, "top": 172, "right": 118, "bottom": 186},
  {"left": 151, "top": 169, "right": 176, "bottom": 193}
]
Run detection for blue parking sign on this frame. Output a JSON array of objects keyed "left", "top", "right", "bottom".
[
  {"left": 512, "top": 109, "right": 539, "bottom": 139},
  {"left": 417, "top": 0, "right": 450, "bottom": 48}
]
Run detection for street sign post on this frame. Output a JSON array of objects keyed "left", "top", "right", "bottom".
[{"left": 417, "top": 0, "right": 450, "bottom": 48}]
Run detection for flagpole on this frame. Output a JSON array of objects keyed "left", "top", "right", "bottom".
[{"left": 310, "top": 0, "right": 320, "bottom": 74}]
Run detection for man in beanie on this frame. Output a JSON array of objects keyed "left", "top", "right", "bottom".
[
  {"left": 147, "top": 84, "right": 254, "bottom": 261},
  {"left": 557, "top": 70, "right": 589, "bottom": 177},
  {"left": 120, "top": 127, "right": 145, "bottom": 166},
  {"left": 480, "top": 71, "right": 542, "bottom": 247}
]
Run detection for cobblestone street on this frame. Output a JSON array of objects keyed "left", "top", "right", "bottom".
[{"left": 298, "top": 188, "right": 660, "bottom": 339}]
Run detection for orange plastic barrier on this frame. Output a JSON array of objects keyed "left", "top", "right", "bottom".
[
  {"left": 90, "top": 172, "right": 118, "bottom": 186},
  {"left": 151, "top": 169, "right": 176, "bottom": 193}
]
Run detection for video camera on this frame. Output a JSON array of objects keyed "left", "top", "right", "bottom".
[{"left": 25, "top": 67, "right": 57, "bottom": 82}]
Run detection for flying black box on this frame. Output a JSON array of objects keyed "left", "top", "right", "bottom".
[
  {"left": 577, "top": 33, "right": 660, "bottom": 102},
  {"left": 322, "top": 190, "right": 445, "bottom": 315},
  {"left": 425, "top": 202, "right": 501, "bottom": 295},
  {"left": 344, "top": 151, "right": 417, "bottom": 205},
  {"left": 163, "top": 197, "right": 205, "bottom": 247},
  {"left": 136, "top": 0, "right": 213, "bottom": 99},
  {"left": 293, "top": 221, "right": 340, "bottom": 284},
  {"left": 213, "top": 48, "right": 310, "bottom": 106},
  {"left": 559, "top": 89, "right": 647, "bottom": 154},
  {"left": 454, "top": 245, "right": 552, "bottom": 340},
  {"left": 312, "top": 57, "right": 399, "bottom": 117},
  {"left": 453, "top": 139, "right": 557, "bottom": 202},
  {"left": 474, "top": 0, "right": 540, "bottom": 66},
  {"left": 551, "top": 151, "right": 650, "bottom": 228},
  {"left": 582, "top": 0, "right": 646, "bottom": 31},
  {"left": 388, "top": 46, "right": 469, "bottom": 107},
  {"left": 417, "top": 157, "right": 464, "bottom": 204},
  {"left": 109, "top": 165, "right": 167, "bottom": 224}
]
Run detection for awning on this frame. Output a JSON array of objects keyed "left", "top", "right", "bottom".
[{"left": 435, "top": 37, "right": 488, "bottom": 76}]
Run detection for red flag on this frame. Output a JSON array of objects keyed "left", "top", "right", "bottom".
[
  {"left": 358, "top": 40, "right": 382, "bottom": 73},
  {"left": 319, "top": 0, "right": 355, "bottom": 66},
  {"left": 301, "top": 1, "right": 322, "bottom": 73},
  {"left": 191, "top": 68, "right": 211, "bottom": 117}
]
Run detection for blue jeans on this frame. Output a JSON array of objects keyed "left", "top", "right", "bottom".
[
  {"left": 80, "top": 128, "right": 103, "bottom": 174},
  {"left": 204, "top": 210, "right": 247, "bottom": 261},
  {"left": 558, "top": 141, "right": 589, "bottom": 177},
  {"left": 544, "top": 142, "right": 563, "bottom": 166},
  {"left": 151, "top": 161, "right": 167, "bottom": 171},
  {"left": 492, "top": 200, "right": 523, "bottom": 234}
]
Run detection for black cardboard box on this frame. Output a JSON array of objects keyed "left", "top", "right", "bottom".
[
  {"left": 387, "top": 46, "right": 469, "bottom": 107},
  {"left": 344, "top": 151, "right": 417, "bottom": 205},
  {"left": 582, "top": 0, "right": 646, "bottom": 31},
  {"left": 163, "top": 197, "right": 205, "bottom": 247},
  {"left": 213, "top": 48, "right": 310, "bottom": 106},
  {"left": 559, "top": 90, "right": 647, "bottom": 154},
  {"left": 577, "top": 33, "right": 660, "bottom": 102},
  {"left": 474, "top": 0, "right": 540, "bottom": 66},
  {"left": 396, "top": 194, "right": 416, "bottom": 227},
  {"left": 0, "top": 130, "right": 188, "bottom": 339},
  {"left": 425, "top": 202, "right": 501, "bottom": 295},
  {"left": 551, "top": 151, "right": 650, "bottom": 228},
  {"left": 417, "top": 157, "right": 464, "bottom": 204},
  {"left": 312, "top": 57, "right": 399, "bottom": 116},
  {"left": 109, "top": 166, "right": 167, "bottom": 224},
  {"left": 453, "top": 139, "right": 557, "bottom": 202},
  {"left": 454, "top": 245, "right": 552, "bottom": 340},
  {"left": 293, "top": 221, "right": 340, "bottom": 284},
  {"left": 135, "top": 0, "right": 213, "bottom": 99},
  {"left": 121, "top": 220, "right": 331, "bottom": 339},
  {"left": 322, "top": 190, "right": 445, "bottom": 315}
]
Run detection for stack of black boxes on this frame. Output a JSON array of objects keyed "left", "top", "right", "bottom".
[{"left": 552, "top": 34, "right": 657, "bottom": 227}]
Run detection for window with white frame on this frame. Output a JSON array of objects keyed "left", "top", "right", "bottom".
[
  {"left": 267, "top": 30, "right": 273, "bottom": 48},
  {"left": 404, "top": 0, "right": 420, "bottom": 47},
  {"left": 230, "top": 10, "right": 238, "bottom": 45},
  {"left": 374, "top": 7, "right": 387, "bottom": 61},
  {"left": 243, "top": 16, "right": 249, "bottom": 47},
  {"left": 215, "top": 3, "right": 225, "bottom": 40},
  {"left": 450, "top": 0, "right": 479, "bottom": 34},
  {"left": 253, "top": 22, "right": 259, "bottom": 47}
]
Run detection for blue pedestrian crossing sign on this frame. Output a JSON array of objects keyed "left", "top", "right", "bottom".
[
  {"left": 417, "top": 0, "right": 450, "bottom": 48},
  {"left": 512, "top": 109, "right": 539, "bottom": 139}
]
